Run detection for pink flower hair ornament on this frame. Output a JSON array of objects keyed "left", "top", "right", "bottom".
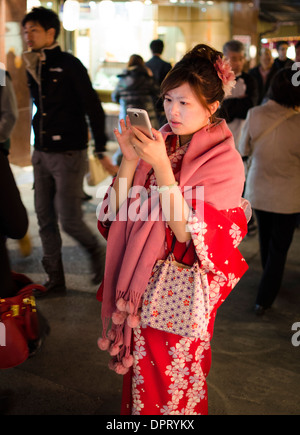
[{"left": 214, "top": 56, "right": 236, "bottom": 97}]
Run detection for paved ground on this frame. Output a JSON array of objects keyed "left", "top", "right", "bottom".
[{"left": 1, "top": 152, "right": 299, "bottom": 415}]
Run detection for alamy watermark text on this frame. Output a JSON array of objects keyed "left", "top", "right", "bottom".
[{"left": 291, "top": 322, "right": 300, "bottom": 347}]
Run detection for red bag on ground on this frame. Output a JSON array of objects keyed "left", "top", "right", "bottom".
[{"left": 0, "top": 273, "right": 46, "bottom": 369}]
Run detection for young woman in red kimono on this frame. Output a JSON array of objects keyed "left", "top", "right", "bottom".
[{"left": 97, "top": 44, "right": 250, "bottom": 415}]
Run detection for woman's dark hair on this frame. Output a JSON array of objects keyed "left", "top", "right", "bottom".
[
  {"left": 160, "top": 44, "right": 225, "bottom": 120},
  {"left": 128, "top": 54, "right": 145, "bottom": 68},
  {"left": 22, "top": 7, "right": 61, "bottom": 40},
  {"left": 268, "top": 67, "right": 300, "bottom": 109}
]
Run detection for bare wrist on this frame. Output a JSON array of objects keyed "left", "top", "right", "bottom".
[{"left": 152, "top": 156, "right": 171, "bottom": 173}]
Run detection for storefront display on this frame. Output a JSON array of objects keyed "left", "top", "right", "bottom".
[{"left": 41, "top": 1, "right": 232, "bottom": 97}]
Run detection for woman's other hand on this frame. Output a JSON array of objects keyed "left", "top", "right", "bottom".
[{"left": 114, "top": 117, "right": 139, "bottom": 162}]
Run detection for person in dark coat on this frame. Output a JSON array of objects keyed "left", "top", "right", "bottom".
[
  {"left": 0, "top": 70, "right": 21, "bottom": 296},
  {"left": 0, "top": 149, "right": 50, "bottom": 392},
  {"left": 112, "top": 54, "right": 160, "bottom": 128},
  {"left": 146, "top": 39, "right": 172, "bottom": 126},
  {"left": 22, "top": 7, "right": 109, "bottom": 295},
  {"left": 0, "top": 68, "right": 33, "bottom": 257},
  {"left": 249, "top": 47, "right": 277, "bottom": 105},
  {"left": 0, "top": 150, "right": 28, "bottom": 298},
  {"left": 146, "top": 39, "right": 172, "bottom": 86},
  {"left": 273, "top": 41, "right": 294, "bottom": 70},
  {"left": 0, "top": 150, "right": 40, "bottom": 411},
  {"left": 112, "top": 54, "right": 160, "bottom": 165}
]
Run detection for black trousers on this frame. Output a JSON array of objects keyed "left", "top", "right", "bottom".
[{"left": 255, "top": 209, "right": 298, "bottom": 308}]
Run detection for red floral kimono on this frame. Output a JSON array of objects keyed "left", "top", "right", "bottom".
[{"left": 97, "top": 122, "right": 249, "bottom": 415}]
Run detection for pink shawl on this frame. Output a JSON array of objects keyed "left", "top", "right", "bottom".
[{"left": 97, "top": 119, "right": 245, "bottom": 373}]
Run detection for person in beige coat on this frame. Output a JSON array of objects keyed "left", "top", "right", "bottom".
[{"left": 239, "top": 67, "right": 300, "bottom": 315}]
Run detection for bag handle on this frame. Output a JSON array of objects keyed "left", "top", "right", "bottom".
[
  {"left": 170, "top": 236, "right": 176, "bottom": 253},
  {"left": 170, "top": 236, "right": 195, "bottom": 263}
]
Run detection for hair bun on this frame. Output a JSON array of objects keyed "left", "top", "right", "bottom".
[
  {"left": 187, "top": 44, "right": 222, "bottom": 65},
  {"left": 160, "top": 43, "right": 229, "bottom": 113}
]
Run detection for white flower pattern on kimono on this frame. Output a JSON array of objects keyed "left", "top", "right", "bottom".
[
  {"left": 131, "top": 325, "right": 209, "bottom": 415},
  {"left": 209, "top": 275, "right": 227, "bottom": 305},
  {"left": 162, "top": 337, "right": 207, "bottom": 415},
  {"left": 227, "top": 273, "right": 240, "bottom": 289},
  {"left": 132, "top": 396, "right": 144, "bottom": 413},
  {"left": 188, "top": 211, "right": 232, "bottom": 311},
  {"left": 229, "top": 223, "right": 242, "bottom": 248}
]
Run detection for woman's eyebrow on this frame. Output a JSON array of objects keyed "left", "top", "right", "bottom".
[{"left": 165, "top": 93, "right": 191, "bottom": 100}]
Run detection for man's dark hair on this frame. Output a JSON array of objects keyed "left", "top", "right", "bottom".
[
  {"left": 22, "top": 7, "right": 61, "bottom": 40},
  {"left": 276, "top": 40, "right": 289, "bottom": 51},
  {"left": 268, "top": 67, "right": 300, "bottom": 109},
  {"left": 150, "top": 39, "right": 164, "bottom": 55}
]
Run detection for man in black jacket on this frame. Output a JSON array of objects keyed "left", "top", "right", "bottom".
[
  {"left": 273, "top": 41, "right": 294, "bottom": 70},
  {"left": 146, "top": 39, "right": 172, "bottom": 127},
  {"left": 22, "top": 7, "right": 112, "bottom": 295},
  {"left": 146, "top": 40, "right": 172, "bottom": 86}
]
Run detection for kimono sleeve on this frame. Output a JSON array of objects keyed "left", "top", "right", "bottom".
[{"left": 187, "top": 200, "right": 249, "bottom": 312}]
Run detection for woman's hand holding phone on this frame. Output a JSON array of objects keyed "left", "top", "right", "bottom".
[
  {"left": 130, "top": 125, "right": 169, "bottom": 170},
  {"left": 126, "top": 108, "right": 169, "bottom": 169},
  {"left": 114, "top": 113, "right": 168, "bottom": 170},
  {"left": 113, "top": 117, "right": 139, "bottom": 162}
]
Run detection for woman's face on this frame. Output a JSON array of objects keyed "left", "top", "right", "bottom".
[{"left": 163, "top": 82, "right": 217, "bottom": 143}]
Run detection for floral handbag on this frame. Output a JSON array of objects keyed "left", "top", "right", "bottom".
[{"left": 141, "top": 239, "right": 210, "bottom": 340}]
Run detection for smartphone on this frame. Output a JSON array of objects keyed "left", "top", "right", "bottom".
[{"left": 127, "top": 108, "right": 154, "bottom": 139}]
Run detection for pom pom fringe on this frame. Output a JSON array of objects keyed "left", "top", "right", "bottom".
[
  {"left": 127, "top": 314, "right": 141, "bottom": 328},
  {"left": 116, "top": 298, "right": 127, "bottom": 312},
  {"left": 112, "top": 310, "right": 127, "bottom": 325},
  {"left": 122, "top": 354, "right": 134, "bottom": 368},
  {"left": 109, "top": 344, "right": 121, "bottom": 356},
  {"left": 115, "top": 362, "right": 129, "bottom": 375},
  {"left": 97, "top": 337, "right": 110, "bottom": 351}
]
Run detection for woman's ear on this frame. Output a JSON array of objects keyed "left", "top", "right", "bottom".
[{"left": 209, "top": 101, "right": 220, "bottom": 116}]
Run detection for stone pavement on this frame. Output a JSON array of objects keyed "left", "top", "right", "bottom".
[{"left": 0, "top": 155, "right": 299, "bottom": 415}]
